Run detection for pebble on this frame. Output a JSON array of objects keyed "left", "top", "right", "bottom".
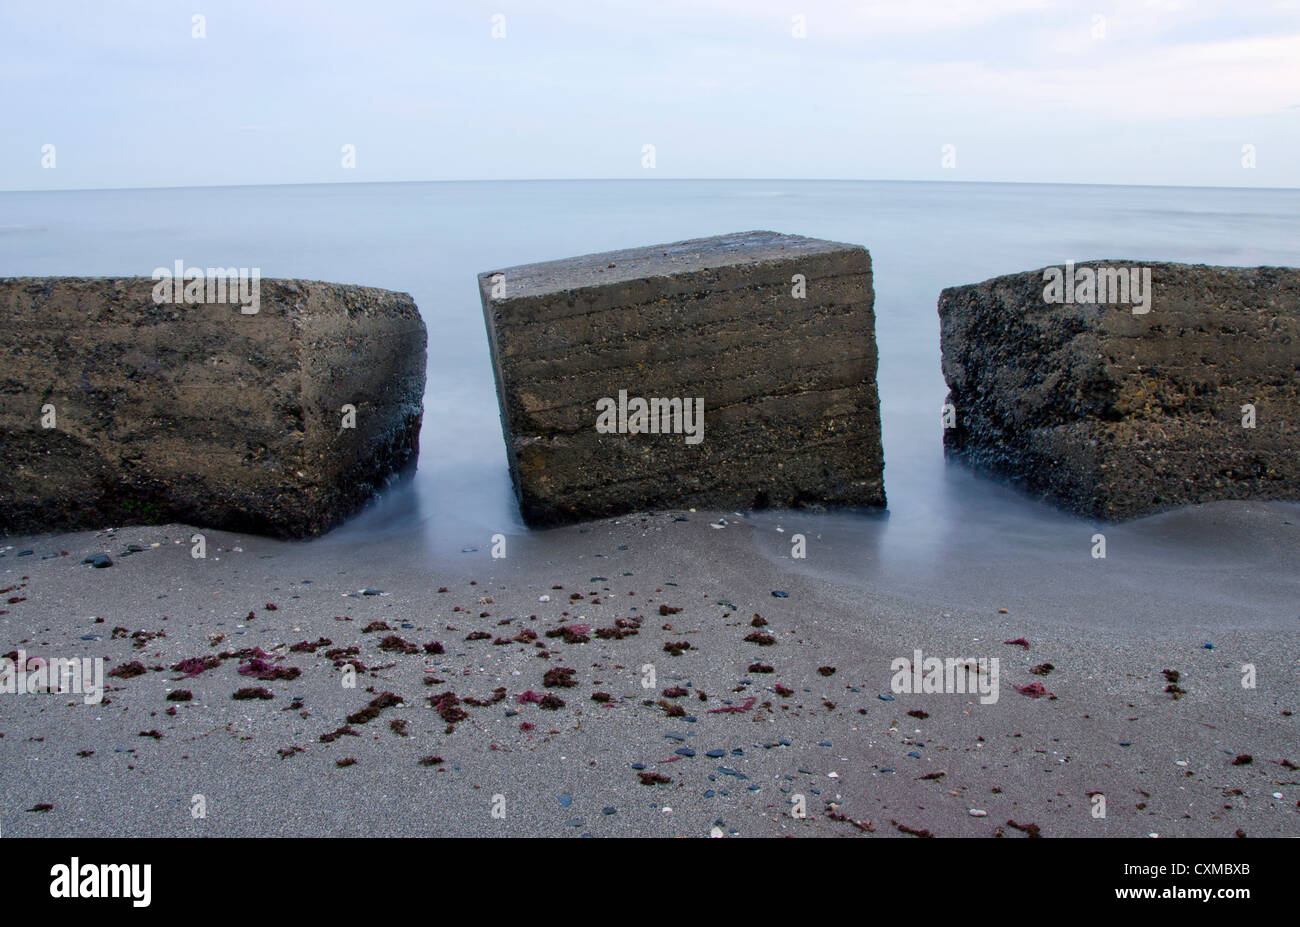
[
  {"left": 82, "top": 553, "right": 113, "bottom": 568},
  {"left": 675, "top": 748, "right": 695, "bottom": 757},
  {"left": 969, "top": 809, "right": 988, "bottom": 817},
  {"left": 771, "top": 591, "right": 789, "bottom": 598},
  {"left": 602, "top": 807, "right": 616, "bottom": 815},
  {"left": 717, "top": 767, "right": 749, "bottom": 779},
  {"left": 878, "top": 693, "right": 895, "bottom": 701},
  {"left": 558, "top": 794, "right": 572, "bottom": 808},
  {"left": 706, "top": 749, "right": 725, "bottom": 758}
]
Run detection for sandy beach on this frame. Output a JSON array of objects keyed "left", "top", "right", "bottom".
[{"left": 3, "top": 502, "right": 1297, "bottom": 838}]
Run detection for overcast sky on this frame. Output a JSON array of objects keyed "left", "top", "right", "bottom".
[{"left": 2, "top": 0, "right": 1297, "bottom": 190}]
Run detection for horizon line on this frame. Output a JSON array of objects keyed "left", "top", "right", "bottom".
[{"left": 2, "top": 176, "right": 1298, "bottom": 195}]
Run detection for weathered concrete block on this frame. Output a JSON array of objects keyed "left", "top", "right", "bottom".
[
  {"left": 939, "top": 261, "right": 1300, "bottom": 519},
  {"left": 479, "top": 230, "right": 885, "bottom": 526},
  {"left": 0, "top": 277, "right": 426, "bottom": 537}
]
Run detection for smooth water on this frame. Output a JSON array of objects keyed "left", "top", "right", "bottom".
[{"left": 4, "top": 180, "right": 1299, "bottom": 621}]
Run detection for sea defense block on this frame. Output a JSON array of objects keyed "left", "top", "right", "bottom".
[
  {"left": 0, "top": 277, "right": 426, "bottom": 537},
  {"left": 479, "top": 230, "right": 885, "bottom": 526},
  {"left": 939, "top": 261, "right": 1300, "bottom": 519}
]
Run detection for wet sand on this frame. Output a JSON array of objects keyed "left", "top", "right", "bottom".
[{"left": 2, "top": 504, "right": 1298, "bottom": 838}]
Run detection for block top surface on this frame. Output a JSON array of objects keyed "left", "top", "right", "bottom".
[{"left": 479, "top": 230, "right": 865, "bottom": 301}]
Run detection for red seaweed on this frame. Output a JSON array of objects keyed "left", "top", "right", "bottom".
[
  {"left": 232, "top": 687, "right": 274, "bottom": 700},
  {"left": 708, "top": 696, "right": 758, "bottom": 713}
]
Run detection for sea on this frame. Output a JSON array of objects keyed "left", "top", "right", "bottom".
[{"left": 3, "top": 179, "right": 1298, "bottom": 627}]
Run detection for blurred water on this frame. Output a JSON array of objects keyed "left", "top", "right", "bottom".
[{"left": 3, "top": 180, "right": 1298, "bottom": 619}]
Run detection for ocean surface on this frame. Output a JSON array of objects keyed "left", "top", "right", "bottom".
[{"left": 3, "top": 179, "right": 1299, "bottom": 626}]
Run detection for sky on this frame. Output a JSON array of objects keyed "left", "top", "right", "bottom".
[{"left": 1, "top": 0, "right": 1297, "bottom": 190}]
